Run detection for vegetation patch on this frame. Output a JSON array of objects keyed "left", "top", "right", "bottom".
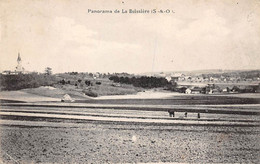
[
  {"left": 109, "top": 76, "right": 175, "bottom": 89},
  {"left": 0, "top": 74, "right": 60, "bottom": 91}
]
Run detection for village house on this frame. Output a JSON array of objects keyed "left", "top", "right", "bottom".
[
  {"left": 175, "top": 86, "right": 187, "bottom": 93},
  {"left": 165, "top": 76, "right": 172, "bottom": 82},
  {"left": 185, "top": 88, "right": 192, "bottom": 94},
  {"left": 185, "top": 87, "right": 203, "bottom": 94},
  {"left": 205, "top": 84, "right": 222, "bottom": 94},
  {"left": 222, "top": 87, "right": 230, "bottom": 93}
]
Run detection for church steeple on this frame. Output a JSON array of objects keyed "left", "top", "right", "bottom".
[
  {"left": 15, "top": 52, "right": 24, "bottom": 72},
  {"left": 17, "top": 53, "right": 21, "bottom": 62}
]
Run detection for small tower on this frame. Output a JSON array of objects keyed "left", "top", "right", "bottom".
[{"left": 15, "top": 53, "right": 24, "bottom": 73}]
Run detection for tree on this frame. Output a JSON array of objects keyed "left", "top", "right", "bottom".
[
  {"left": 85, "top": 80, "right": 91, "bottom": 86},
  {"left": 232, "top": 86, "right": 240, "bottom": 92},
  {"left": 60, "top": 79, "right": 66, "bottom": 85},
  {"left": 45, "top": 67, "right": 52, "bottom": 75}
]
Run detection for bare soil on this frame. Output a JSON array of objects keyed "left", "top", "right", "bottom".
[{"left": 0, "top": 121, "right": 259, "bottom": 164}]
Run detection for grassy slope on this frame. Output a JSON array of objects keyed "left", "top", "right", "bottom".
[
  {"left": 22, "top": 86, "right": 91, "bottom": 100},
  {"left": 56, "top": 74, "right": 143, "bottom": 97},
  {"left": 0, "top": 73, "right": 142, "bottom": 97}
]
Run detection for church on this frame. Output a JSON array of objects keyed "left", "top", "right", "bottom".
[{"left": 2, "top": 53, "right": 26, "bottom": 75}]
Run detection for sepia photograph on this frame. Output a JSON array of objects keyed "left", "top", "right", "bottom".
[{"left": 0, "top": 0, "right": 260, "bottom": 163}]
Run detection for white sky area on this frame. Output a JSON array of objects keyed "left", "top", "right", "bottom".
[{"left": 0, "top": 0, "right": 260, "bottom": 73}]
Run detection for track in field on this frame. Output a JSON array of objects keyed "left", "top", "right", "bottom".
[{"left": 1, "top": 104, "right": 260, "bottom": 127}]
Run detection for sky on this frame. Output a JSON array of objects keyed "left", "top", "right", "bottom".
[{"left": 0, "top": 0, "right": 260, "bottom": 73}]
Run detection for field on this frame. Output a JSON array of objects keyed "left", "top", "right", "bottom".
[
  {"left": 0, "top": 118, "right": 259, "bottom": 163},
  {"left": 78, "top": 97, "right": 260, "bottom": 105},
  {"left": 77, "top": 93, "right": 260, "bottom": 105},
  {"left": 55, "top": 74, "right": 144, "bottom": 97},
  {"left": 1, "top": 88, "right": 260, "bottom": 163}
]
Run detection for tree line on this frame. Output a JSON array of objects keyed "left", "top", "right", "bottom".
[
  {"left": 109, "top": 76, "right": 173, "bottom": 88},
  {"left": 0, "top": 73, "right": 58, "bottom": 91}
]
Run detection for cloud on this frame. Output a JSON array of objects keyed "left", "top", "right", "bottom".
[
  {"left": 40, "top": 17, "right": 141, "bottom": 72},
  {"left": 50, "top": 17, "right": 97, "bottom": 42}
]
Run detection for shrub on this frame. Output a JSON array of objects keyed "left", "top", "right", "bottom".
[
  {"left": 85, "top": 80, "right": 91, "bottom": 86},
  {"left": 60, "top": 79, "right": 66, "bottom": 85},
  {"left": 82, "top": 89, "right": 98, "bottom": 97}
]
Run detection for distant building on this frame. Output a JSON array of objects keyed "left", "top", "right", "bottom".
[
  {"left": 1, "top": 53, "right": 27, "bottom": 75},
  {"left": 176, "top": 86, "right": 187, "bottom": 93},
  {"left": 191, "top": 87, "right": 203, "bottom": 94},
  {"left": 205, "top": 84, "right": 222, "bottom": 94},
  {"left": 165, "top": 76, "right": 172, "bottom": 82},
  {"left": 185, "top": 87, "right": 204, "bottom": 94},
  {"left": 2, "top": 70, "right": 17, "bottom": 75},
  {"left": 171, "top": 73, "right": 185, "bottom": 82},
  {"left": 185, "top": 88, "right": 192, "bottom": 94},
  {"left": 222, "top": 88, "right": 228, "bottom": 93}
]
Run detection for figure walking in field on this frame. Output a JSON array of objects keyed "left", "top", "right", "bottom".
[{"left": 168, "top": 110, "right": 175, "bottom": 117}]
